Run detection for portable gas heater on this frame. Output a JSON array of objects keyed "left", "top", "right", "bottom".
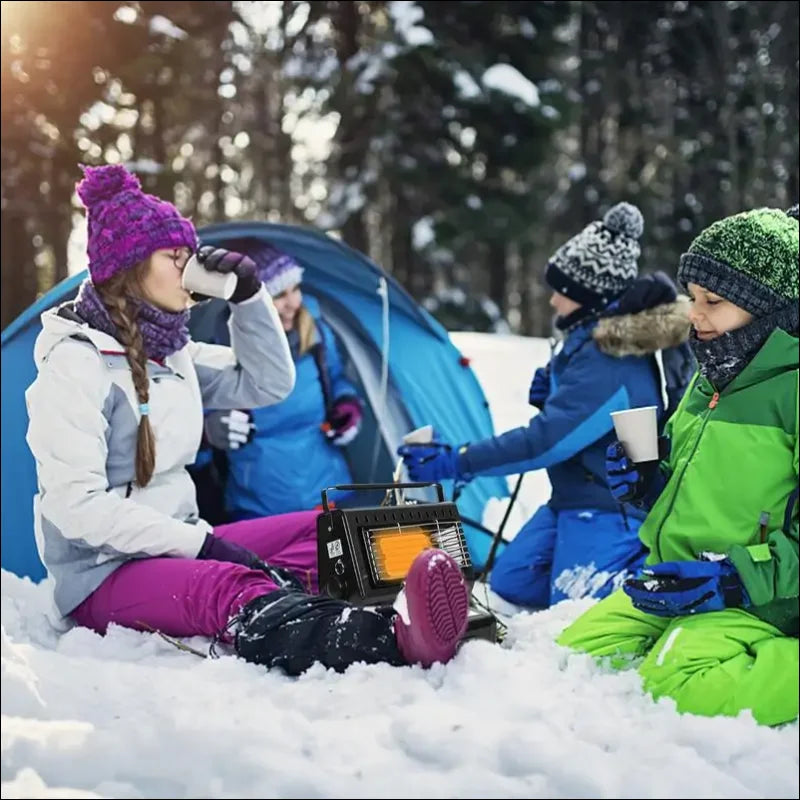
[{"left": 317, "top": 482, "right": 498, "bottom": 644}]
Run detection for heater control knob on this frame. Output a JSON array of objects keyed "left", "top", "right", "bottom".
[{"left": 326, "top": 576, "right": 347, "bottom": 599}]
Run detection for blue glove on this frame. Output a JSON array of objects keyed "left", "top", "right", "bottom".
[
  {"left": 528, "top": 365, "right": 551, "bottom": 409},
  {"left": 605, "top": 437, "right": 669, "bottom": 506},
  {"left": 623, "top": 556, "right": 750, "bottom": 617},
  {"left": 397, "top": 438, "right": 470, "bottom": 483}
]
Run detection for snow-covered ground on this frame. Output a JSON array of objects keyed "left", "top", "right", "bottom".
[{"left": 2, "top": 333, "right": 797, "bottom": 799}]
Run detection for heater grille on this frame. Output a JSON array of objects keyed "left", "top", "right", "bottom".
[{"left": 362, "top": 518, "right": 472, "bottom": 585}]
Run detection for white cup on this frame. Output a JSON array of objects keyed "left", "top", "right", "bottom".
[
  {"left": 610, "top": 406, "right": 659, "bottom": 463},
  {"left": 403, "top": 425, "right": 434, "bottom": 445},
  {"left": 182, "top": 254, "right": 237, "bottom": 301}
]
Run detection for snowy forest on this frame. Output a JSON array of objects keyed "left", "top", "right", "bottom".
[{"left": 2, "top": 0, "right": 798, "bottom": 334}]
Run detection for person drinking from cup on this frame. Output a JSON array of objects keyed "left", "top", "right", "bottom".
[
  {"left": 24, "top": 163, "right": 471, "bottom": 675},
  {"left": 398, "top": 203, "right": 694, "bottom": 608},
  {"left": 558, "top": 205, "right": 799, "bottom": 726}
]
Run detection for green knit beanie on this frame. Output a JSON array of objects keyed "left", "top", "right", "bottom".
[{"left": 677, "top": 206, "right": 799, "bottom": 316}]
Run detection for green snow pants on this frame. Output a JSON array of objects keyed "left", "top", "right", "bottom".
[{"left": 557, "top": 589, "right": 799, "bottom": 727}]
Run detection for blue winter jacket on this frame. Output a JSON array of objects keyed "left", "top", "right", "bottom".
[
  {"left": 194, "top": 296, "right": 357, "bottom": 518},
  {"left": 461, "top": 285, "right": 693, "bottom": 513}
]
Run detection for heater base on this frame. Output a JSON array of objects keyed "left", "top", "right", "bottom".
[{"left": 463, "top": 605, "right": 498, "bottom": 644}]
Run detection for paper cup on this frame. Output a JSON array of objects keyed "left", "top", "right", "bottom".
[
  {"left": 181, "top": 254, "right": 237, "bottom": 300},
  {"left": 403, "top": 425, "right": 434, "bottom": 445},
  {"left": 610, "top": 406, "right": 659, "bottom": 463}
]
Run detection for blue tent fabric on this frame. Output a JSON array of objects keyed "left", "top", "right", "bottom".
[{"left": 1, "top": 222, "right": 508, "bottom": 581}]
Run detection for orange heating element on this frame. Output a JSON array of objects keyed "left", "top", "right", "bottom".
[{"left": 369, "top": 528, "right": 434, "bottom": 581}]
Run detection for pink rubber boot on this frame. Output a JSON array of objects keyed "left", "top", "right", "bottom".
[{"left": 394, "top": 549, "right": 469, "bottom": 667}]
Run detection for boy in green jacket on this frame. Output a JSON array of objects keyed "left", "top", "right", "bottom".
[{"left": 558, "top": 206, "right": 799, "bottom": 726}]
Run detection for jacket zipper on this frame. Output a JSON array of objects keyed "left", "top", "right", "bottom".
[
  {"left": 653, "top": 384, "right": 719, "bottom": 560},
  {"left": 759, "top": 511, "right": 771, "bottom": 543}
]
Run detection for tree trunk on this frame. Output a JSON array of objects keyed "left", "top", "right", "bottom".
[
  {"left": 488, "top": 240, "right": 508, "bottom": 318},
  {"left": 51, "top": 156, "right": 76, "bottom": 283},
  {"left": 391, "top": 208, "right": 417, "bottom": 296},
  {"left": 579, "top": 1, "right": 604, "bottom": 224},
  {"left": 1, "top": 209, "right": 38, "bottom": 328},
  {"left": 275, "top": 2, "right": 294, "bottom": 222},
  {"left": 334, "top": 0, "right": 368, "bottom": 254}
]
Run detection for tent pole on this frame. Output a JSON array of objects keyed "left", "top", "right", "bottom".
[{"left": 369, "top": 277, "right": 390, "bottom": 480}]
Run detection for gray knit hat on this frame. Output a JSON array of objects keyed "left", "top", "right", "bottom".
[{"left": 545, "top": 202, "right": 644, "bottom": 307}]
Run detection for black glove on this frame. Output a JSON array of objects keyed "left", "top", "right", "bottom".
[
  {"left": 197, "top": 534, "right": 304, "bottom": 592},
  {"left": 196, "top": 245, "right": 261, "bottom": 303}
]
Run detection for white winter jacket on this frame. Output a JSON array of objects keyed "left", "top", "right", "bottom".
[{"left": 25, "top": 287, "right": 295, "bottom": 617}]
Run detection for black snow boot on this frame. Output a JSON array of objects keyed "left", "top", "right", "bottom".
[{"left": 233, "top": 590, "right": 405, "bottom": 675}]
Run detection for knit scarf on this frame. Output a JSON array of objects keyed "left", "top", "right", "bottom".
[
  {"left": 554, "top": 304, "right": 601, "bottom": 335},
  {"left": 689, "top": 303, "right": 799, "bottom": 390},
  {"left": 73, "top": 279, "right": 190, "bottom": 362}
]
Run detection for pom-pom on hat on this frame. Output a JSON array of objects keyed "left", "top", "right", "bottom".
[{"left": 545, "top": 201, "right": 644, "bottom": 307}]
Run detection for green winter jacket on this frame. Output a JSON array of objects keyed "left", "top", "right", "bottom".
[{"left": 639, "top": 327, "right": 799, "bottom": 635}]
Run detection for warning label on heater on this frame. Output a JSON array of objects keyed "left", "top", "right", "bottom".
[{"left": 327, "top": 539, "right": 344, "bottom": 558}]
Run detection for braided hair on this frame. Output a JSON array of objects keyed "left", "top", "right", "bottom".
[{"left": 95, "top": 269, "right": 156, "bottom": 487}]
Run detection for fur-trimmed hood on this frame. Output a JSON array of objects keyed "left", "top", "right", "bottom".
[{"left": 593, "top": 296, "right": 691, "bottom": 357}]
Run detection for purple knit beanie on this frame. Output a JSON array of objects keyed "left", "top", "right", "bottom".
[
  {"left": 231, "top": 240, "right": 304, "bottom": 297},
  {"left": 76, "top": 164, "right": 198, "bottom": 284}
]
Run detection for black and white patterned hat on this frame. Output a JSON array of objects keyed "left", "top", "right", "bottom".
[{"left": 545, "top": 202, "right": 644, "bottom": 307}]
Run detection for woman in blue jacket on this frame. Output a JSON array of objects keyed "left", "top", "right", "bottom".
[
  {"left": 399, "top": 203, "right": 694, "bottom": 608},
  {"left": 194, "top": 240, "right": 364, "bottom": 519}
]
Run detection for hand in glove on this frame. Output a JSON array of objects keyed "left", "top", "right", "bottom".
[
  {"left": 397, "top": 435, "right": 471, "bottom": 483},
  {"left": 325, "top": 396, "right": 363, "bottom": 447},
  {"left": 197, "top": 534, "right": 304, "bottom": 592},
  {"left": 196, "top": 245, "right": 262, "bottom": 303},
  {"left": 605, "top": 436, "right": 670, "bottom": 506},
  {"left": 204, "top": 409, "right": 255, "bottom": 451},
  {"left": 623, "top": 554, "right": 750, "bottom": 617},
  {"left": 528, "top": 365, "right": 551, "bottom": 409}
]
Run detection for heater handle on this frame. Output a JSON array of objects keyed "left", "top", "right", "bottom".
[{"left": 321, "top": 482, "right": 445, "bottom": 511}]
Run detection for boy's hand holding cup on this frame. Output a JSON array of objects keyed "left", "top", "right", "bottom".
[{"left": 606, "top": 406, "right": 668, "bottom": 504}]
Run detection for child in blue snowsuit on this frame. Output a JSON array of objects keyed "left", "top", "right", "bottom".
[
  {"left": 399, "top": 203, "right": 694, "bottom": 608},
  {"left": 191, "top": 240, "right": 364, "bottom": 520}
]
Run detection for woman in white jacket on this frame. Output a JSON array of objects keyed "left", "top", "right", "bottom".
[{"left": 25, "top": 164, "right": 468, "bottom": 674}]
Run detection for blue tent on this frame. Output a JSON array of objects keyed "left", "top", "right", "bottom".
[{"left": 1, "top": 221, "right": 508, "bottom": 581}]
